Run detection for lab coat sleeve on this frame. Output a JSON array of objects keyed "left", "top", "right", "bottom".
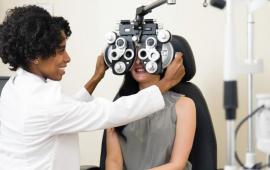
[
  {"left": 47, "top": 85, "right": 165, "bottom": 135},
  {"left": 73, "top": 88, "right": 93, "bottom": 102}
]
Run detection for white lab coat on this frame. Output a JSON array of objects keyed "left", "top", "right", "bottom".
[{"left": 0, "top": 68, "right": 165, "bottom": 170}]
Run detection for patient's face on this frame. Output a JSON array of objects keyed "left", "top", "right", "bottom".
[{"left": 131, "top": 57, "right": 160, "bottom": 85}]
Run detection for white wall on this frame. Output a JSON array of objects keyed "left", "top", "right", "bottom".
[{"left": 1, "top": 0, "right": 270, "bottom": 168}]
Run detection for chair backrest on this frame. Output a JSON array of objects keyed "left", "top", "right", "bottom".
[
  {"left": 99, "top": 35, "right": 217, "bottom": 170},
  {"left": 0, "top": 76, "right": 9, "bottom": 95}
]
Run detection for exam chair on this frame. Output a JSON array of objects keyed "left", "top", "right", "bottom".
[
  {"left": 81, "top": 35, "right": 217, "bottom": 170},
  {"left": 0, "top": 76, "right": 9, "bottom": 94}
]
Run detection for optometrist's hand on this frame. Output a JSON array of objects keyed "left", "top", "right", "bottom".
[
  {"left": 156, "top": 52, "right": 185, "bottom": 93},
  {"left": 93, "top": 53, "right": 108, "bottom": 80},
  {"left": 84, "top": 53, "right": 108, "bottom": 94}
]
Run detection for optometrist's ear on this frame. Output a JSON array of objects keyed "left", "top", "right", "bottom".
[{"left": 32, "top": 59, "right": 39, "bottom": 64}]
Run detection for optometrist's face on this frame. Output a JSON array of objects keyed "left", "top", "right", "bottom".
[
  {"left": 34, "top": 32, "right": 70, "bottom": 81},
  {"left": 131, "top": 56, "right": 160, "bottom": 84}
]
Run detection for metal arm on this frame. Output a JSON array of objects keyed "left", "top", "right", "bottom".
[
  {"left": 143, "top": 0, "right": 175, "bottom": 13},
  {"left": 134, "top": 0, "right": 176, "bottom": 29}
]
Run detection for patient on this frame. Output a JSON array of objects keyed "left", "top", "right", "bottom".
[{"left": 105, "top": 52, "right": 196, "bottom": 170}]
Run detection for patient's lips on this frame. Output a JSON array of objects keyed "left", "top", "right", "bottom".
[
  {"left": 135, "top": 66, "right": 146, "bottom": 73},
  {"left": 133, "top": 58, "right": 146, "bottom": 74},
  {"left": 131, "top": 57, "right": 152, "bottom": 82}
]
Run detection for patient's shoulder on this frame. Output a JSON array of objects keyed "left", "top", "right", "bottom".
[{"left": 175, "top": 96, "right": 196, "bottom": 117}]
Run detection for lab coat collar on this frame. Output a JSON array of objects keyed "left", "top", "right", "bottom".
[{"left": 16, "top": 68, "right": 47, "bottom": 83}]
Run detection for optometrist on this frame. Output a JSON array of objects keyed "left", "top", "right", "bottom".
[{"left": 0, "top": 5, "right": 185, "bottom": 170}]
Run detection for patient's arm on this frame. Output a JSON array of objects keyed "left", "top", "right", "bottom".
[
  {"left": 148, "top": 96, "right": 196, "bottom": 170},
  {"left": 105, "top": 128, "right": 123, "bottom": 170}
]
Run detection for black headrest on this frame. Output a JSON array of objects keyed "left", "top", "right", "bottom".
[{"left": 171, "top": 35, "right": 196, "bottom": 82}]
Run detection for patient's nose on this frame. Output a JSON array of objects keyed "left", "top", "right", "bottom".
[{"left": 135, "top": 57, "right": 141, "bottom": 64}]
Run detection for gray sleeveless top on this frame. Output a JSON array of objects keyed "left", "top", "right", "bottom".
[{"left": 119, "top": 91, "right": 192, "bottom": 170}]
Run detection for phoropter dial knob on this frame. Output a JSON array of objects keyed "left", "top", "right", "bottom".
[
  {"left": 105, "top": 32, "right": 117, "bottom": 44},
  {"left": 145, "top": 61, "right": 158, "bottom": 73},
  {"left": 115, "top": 37, "right": 127, "bottom": 49},
  {"left": 157, "top": 30, "right": 171, "bottom": 43},
  {"left": 146, "top": 37, "right": 157, "bottom": 48},
  {"left": 114, "top": 61, "right": 126, "bottom": 74}
]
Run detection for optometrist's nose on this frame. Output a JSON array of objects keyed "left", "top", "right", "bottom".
[{"left": 64, "top": 52, "right": 71, "bottom": 63}]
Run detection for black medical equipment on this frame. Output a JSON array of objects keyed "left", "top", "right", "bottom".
[
  {"left": 104, "top": 0, "right": 176, "bottom": 75},
  {"left": 210, "top": 0, "right": 226, "bottom": 9}
]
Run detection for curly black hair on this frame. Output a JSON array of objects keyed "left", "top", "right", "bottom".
[{"left": 0, "top": 5, "right": 72, "bottom": 71}]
